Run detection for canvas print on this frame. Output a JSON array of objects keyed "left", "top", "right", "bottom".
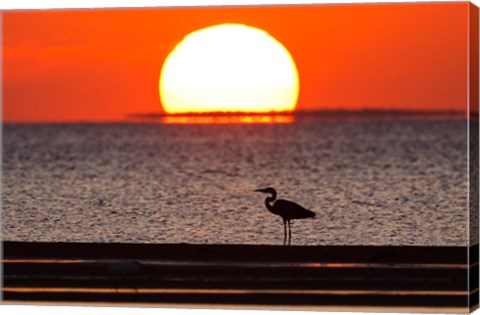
[{"left": 1, "top": 1, "right": 479, "bottom": 313}]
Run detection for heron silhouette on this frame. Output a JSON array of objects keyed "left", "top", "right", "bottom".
[{"left": 254, "top": 187, "right": 315, "bottom": 245}]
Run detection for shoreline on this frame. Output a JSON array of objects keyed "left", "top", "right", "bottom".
[
  {"left": 2, "top": 241, "right": 478, "bottom": 310},
  {"left": 3, "top": 241, "right": 477, "bottom": 263}
]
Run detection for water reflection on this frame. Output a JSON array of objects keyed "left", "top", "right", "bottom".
[{"left": 161, "top": 114, "right": 295, "bottom": 124}]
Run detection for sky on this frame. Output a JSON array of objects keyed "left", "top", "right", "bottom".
[{"left": 2, "top": 2, "right": 472, "bottom": 122}]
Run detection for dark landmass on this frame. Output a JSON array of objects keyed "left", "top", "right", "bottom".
[{"left": 127, "top": 109, "right": 467, "bottom": 121}]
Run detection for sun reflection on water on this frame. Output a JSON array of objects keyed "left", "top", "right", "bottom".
[{"left": 161, "top": 114, "right": 295, "bottom": 124}]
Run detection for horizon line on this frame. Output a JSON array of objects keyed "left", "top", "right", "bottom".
[
  {"left": 128, "top": 109, "right": 469, "bottom": 118},
  {"left": 2, "top": 109, "right": 472, "bottom": 124}
]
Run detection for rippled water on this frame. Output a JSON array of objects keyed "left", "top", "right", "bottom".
[{"left": 2, "top": 119, "right": 469, "bottom": 245}]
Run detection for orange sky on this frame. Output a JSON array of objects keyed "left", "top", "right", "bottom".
[{"left": 2, "top": 2, "right": 471, "bottom": 122}]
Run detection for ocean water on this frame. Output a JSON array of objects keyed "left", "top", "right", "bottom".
[{"left": 2, "top": 119, "right": 469, "bottom": 246}]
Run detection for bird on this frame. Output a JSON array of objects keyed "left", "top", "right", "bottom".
[{"left": 254, "top": 187, "right": 315, "bottom": 246}]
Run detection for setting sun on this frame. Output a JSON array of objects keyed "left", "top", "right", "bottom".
[{"left": 159, "top": 24, "right": 299, "bottom": 114}]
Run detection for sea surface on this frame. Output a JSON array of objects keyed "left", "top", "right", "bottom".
[{"left": 2, "top": 118, "right": 470, "bottom": 246}]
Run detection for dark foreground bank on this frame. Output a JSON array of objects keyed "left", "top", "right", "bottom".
[{"left": 2, "top": 241, "right": 478, "bottom": 313}]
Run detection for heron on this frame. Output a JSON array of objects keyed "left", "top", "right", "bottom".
[{"left": 254, "top": 187, "right": 315, "bottom": 245}]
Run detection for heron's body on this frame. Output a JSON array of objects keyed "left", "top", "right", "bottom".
[
  {"left": 255, "top": 187, "right": 315, "bottom": 245},
  {"left": 266, "top": 199, "right": 316, "bottom": 220}
]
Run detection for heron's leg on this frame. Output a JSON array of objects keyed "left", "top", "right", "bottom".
[
  {"left": 288, "top": 220, "right": 292, "bottom": 246},
  {"left": 283, "top": 219, "right": 287, "bottom": 246}
]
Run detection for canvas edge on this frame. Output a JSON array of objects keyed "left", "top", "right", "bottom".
[
  {"left": 0, "top": 9, "right": 5, "bottom": 303},
  {"left": 468, "top": 1, "right": 480, "bottom": 313}
]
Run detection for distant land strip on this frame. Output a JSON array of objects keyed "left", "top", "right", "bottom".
[{"left": 126, "top": 109, "right": 467, "bottom": 119}]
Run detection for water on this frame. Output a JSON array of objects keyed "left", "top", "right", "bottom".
[{"left": 2, "top": 119, "right": 468, "bottom": 246}]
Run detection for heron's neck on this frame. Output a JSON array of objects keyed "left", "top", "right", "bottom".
[{"left": 265, "top": 195, "right": 276, "bottom": 212}]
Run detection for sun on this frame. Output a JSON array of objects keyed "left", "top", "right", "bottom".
[{"left": 159, "top": 24, "right": 299, "bottom": 114}]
